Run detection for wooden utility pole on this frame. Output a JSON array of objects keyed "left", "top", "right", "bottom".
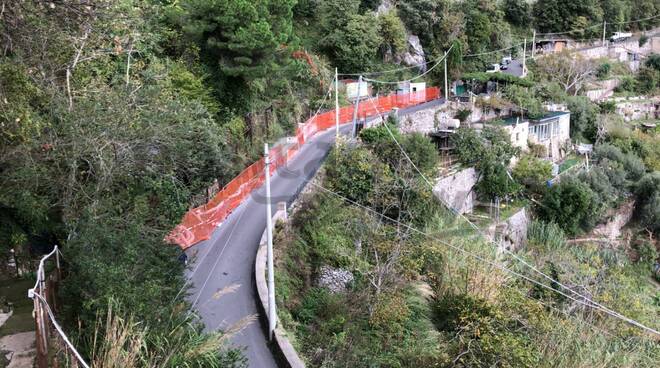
[
  {"left": 602, "top": 21, "right": 607, "bottom": 46},
  {"left": 531, "top": 30, "right": 536, "bottom": 59},
  {"left": 264, "top": 143, "right": 276, "bottom": 340}
]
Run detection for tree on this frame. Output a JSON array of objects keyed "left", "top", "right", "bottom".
[
  {"left": 503, "top": 0, "right": 532, "bottom": 27},
  {"left": 318, "top": 1, "right": 382, "bottom": 72},
  {"left": 360, "top": 123, "right": 439, "bottom": 175},
  {"left": 533, "top": 0, "right": 603, "bottom": 34},
  {"left": 600, "top": 0, "right": 628, "bottom": 25},
  {"left": 538, "top": 179, "right": 600, "bottom": 235},
  {"left": 565, "top": 96, "right": 600, "bottom": 142},
  {"left": 180, "top": 0, "right": 296, "bottom": 80},
  {"left": 398, "top": 0, "right": 446, "bottom": 46},
  {"left": 534, "top": 51, "right": 596, "bottom": 96},
  {"left": 451, "top": 127, "right": 485, "bottom": 165},
  {"left": 503, "top": 84, "right": 544, "bottom": 119},
  {"left": 378, "top": 11, "right": 408, "bottom": 58},
  {"left": 451, "top": 126, "right": 521, "bottom": 198}
]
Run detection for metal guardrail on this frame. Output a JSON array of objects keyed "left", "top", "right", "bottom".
[{"left": 27, "top": 246, "right": 90, "bottom": 368}]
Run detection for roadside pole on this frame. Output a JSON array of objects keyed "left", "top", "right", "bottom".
[
  {"left": 531, "top": 30, "right": 536, "bottom": 59},
  {"left": 335, "top": 67, "right": 339, "bottom": 140},
  {"left": 444, "top": 49, "right": 449, "bottom": 100},
  {"left": 602, "top": 21, "right": 607, "bottom": 46},
  {"left": 351, "top": 75, "right": 363, "bottom": 137},
  {"left": 264, "top": 143, "right": 276, "bottom": 341},
  {"left": 522, "top": 38, "right": 527, "bottom": 78}
]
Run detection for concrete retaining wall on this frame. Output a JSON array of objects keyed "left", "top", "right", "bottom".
[
  {"left": 255, "top": 202, "right": 306, "bottom": 368},
  {"left": 433, "top": 168, "right": 478, "bottom": 214},
  {"left": 485, "top": 207, "right": 530, "bottom": 252}
]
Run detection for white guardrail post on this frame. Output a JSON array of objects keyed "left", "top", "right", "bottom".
[{"left": 27, "top": 246, "right": 90, "bottom": 368}]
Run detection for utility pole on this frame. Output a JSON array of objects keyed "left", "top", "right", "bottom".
[
  {"left": 335, "top": 67, "right": 339, "bottom": 140},
  {"left": 602, "top": 21, "right": 607, "bottom": 46},
  {"left": 443, "top": 49, "right": 449, "bottom": 101},
  {"left": 264, "top": 143, "right": 276, "bottom": 341},
  {"left": 522, "top": 38, "right": 527, "bottom": 78},
  {"left": 531, "top": 30, "right": 536, "bottom": 59},
  {"left": 351, "top": 75, "right": 363, "bottom": 138}
]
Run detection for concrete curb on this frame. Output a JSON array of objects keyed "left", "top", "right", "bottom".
[{"left": 254, "top": 202, "right": 306, "bottom": 368}]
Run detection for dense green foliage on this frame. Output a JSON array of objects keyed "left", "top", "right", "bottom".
[
  {"left": 451, "top": 126, "right": 521, "bottom": 198},
  {"left": 513, "top": 155, "right": 553, "bottom": 194},
  {"left": 2, "top": 0, "right": 659, "bottom": 367},
  {"left": 277, "top": 132, "right": 660, "bottom": 367},
  {"left": 538, "top": 179, "right": 601, "bottom": 235}
]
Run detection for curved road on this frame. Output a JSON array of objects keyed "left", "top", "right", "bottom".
[{"left": 185, "top": 98, "right": 444, "bottom": 367}]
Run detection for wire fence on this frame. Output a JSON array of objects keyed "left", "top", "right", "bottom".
[{"left": 28, "top": 246, "right": 90, "bottom": 368}]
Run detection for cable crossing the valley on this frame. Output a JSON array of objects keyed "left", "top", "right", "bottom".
[{"left": 360, "top": 96, "right": 660, "bottom": 337}]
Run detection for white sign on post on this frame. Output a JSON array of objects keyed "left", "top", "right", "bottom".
[{"left": 346, "top": 81, "right": 369, "bottom": 100}]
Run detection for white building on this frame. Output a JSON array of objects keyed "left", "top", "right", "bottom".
[{"left": 493, "top": 110, "right": 571, "bottom": 162}]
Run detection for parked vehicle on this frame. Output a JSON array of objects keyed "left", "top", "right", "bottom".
[
  {"left": 610, "top": 32, "right": 632, "bottom": 42},
  {"left": 500, "top": 63, "right": 509, "bottom": 70},
  {"left": 501, "top": 56, "right": 512, "bottom": 65},
  {"left": 486, "top": 63, "right": 501, "bottom": 73}
]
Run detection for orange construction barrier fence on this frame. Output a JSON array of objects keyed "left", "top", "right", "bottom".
[{"left": 167, "top": 87, "right": 441, "bottom": 249}]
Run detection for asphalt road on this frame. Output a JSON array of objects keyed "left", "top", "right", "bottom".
[
  {"left": 502, "top": 59, "right": 524, "bottom": 78},
  {"left": 184, "top": 98, "right": 444, "bottom": 367}
]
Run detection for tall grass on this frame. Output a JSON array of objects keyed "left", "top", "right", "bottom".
[
  {"left": 527, "top": 220, "right": 567, "bottom": 251},
  {"left": 88, "top": 301, "right": 250, "bottom": 368}
]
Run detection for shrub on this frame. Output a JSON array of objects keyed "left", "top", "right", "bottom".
[
  {"left": 528, "top": 142, "right": 547, "bottom": 158},
  {"left": 513, "top": 155, "right": 553, "bottom": 194},
  {"left": 596, "top": 62, "right": 611, "bottom": 79},
  {"left": 433, "top": 293, "right": 540, "bottom": 367},
  {"left": 325, "top": 143, "right": 392, "bottom": 204},
  {"left": 634, "top": 172, "right": 660, "bottom": 234},
  {"left": 615, "top": 75, "right": 638, "bottom": 93},
  {"left": 369, "top": 292, "right": 411, "bottom": 333},
  {"left": 599, "top": 101, "right": 616, "bottom": 114},
  {"left": 578, "top": 167, "right": 620, "bottom": 208},
  {"left": 451, "top": 127, "right": 484, "bottom": 165},
  {"left": 538, "top": 179, "right": 600, "bottom": 235},
  {"left": 454, "top": 109, "right": 471, "bottom": 122}
]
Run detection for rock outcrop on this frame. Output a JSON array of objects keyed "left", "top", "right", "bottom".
[{"left": 399, "top": 35, "right": 427, "bottom": 72}]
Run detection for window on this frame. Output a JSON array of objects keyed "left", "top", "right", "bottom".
[{"left": 531, "top": 123, "right": 550, "bottom": 141}]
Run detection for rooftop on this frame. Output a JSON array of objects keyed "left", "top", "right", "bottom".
[{"left": 533, "top": 110, "right": 571, "bottom": 122}]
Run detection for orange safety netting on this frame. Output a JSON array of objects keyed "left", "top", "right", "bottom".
[{"left": 167, "top": 87, "right": 441, "bottom": 249}]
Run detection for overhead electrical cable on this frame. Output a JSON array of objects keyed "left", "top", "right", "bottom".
[{"left": 361, "top": 96, "right": 660, "bottom": 337}]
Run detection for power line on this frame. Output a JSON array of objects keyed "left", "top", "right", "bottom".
[
  {"left": 363, "top": 44, "right": 454, "bottom": 85},
  {"left": 608, "top": 14, "right": 660, "bottom": 25},
  {"left": 339, "top": 59, "right": 437, "bottom": 77},
  {"left": 362, "top": 97, "right": 660, "bottom": 336},
  {"left": 307, "top": 178, "right": 660, "bottom": 336},
  {"left": 537, "top": 14, "right": 660, "bottom": 36},
  {"left": 463, "top": 41, "right": 526, "bottom": 57},
  {"left": 176, "top": 78, "right": 336, "bottom": 306}
]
